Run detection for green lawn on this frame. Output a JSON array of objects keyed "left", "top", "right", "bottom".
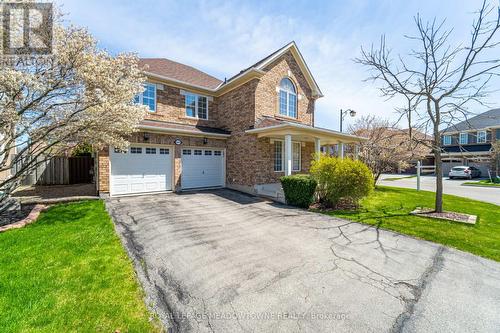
[
  {"left": 463, "top": 179, "right": 500, "bottom": 187},
  {"left": 321, "top": 186, "right": 500, "bottom": 262},
  {"left": 0, "top": 201, "right": 160, "bottom": 333}
]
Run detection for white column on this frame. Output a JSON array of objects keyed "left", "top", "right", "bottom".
[
  {"left": 285, "top": 134, "right": 292, "bottom": 176},
  {"left": 314, "top": 138, "right": 321, "bottom": 160},
  {"left": 354, "top": 144, "right": 359, "bottom": 159},
  {"left": 339, "top": 142, "right": 344, "bottom": 159}
]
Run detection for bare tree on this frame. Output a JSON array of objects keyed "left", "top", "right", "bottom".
[
  {"left": 350, "top": 115, "right": 430, "bottom": 183},
  {"left": 356, "top": 1, "right": 500, "bottom": 212}
]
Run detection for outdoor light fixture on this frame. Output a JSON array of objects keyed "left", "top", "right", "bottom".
[
  {"left": 339, "top": 109, "right": 356, "bottom": 132},
  {"left": 203, "top": 137, "right": 208, "bottom": 145},
  {"left": 143, "top": 133, "right": 150, "bottom": 141}
]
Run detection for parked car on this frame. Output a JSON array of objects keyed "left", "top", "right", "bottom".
[{"left": 449, "top": 166, "right": 481, "bottom": 179}]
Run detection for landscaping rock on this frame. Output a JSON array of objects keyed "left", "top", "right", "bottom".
[{"left": 410, "top": 208, "right": 477, "bottom": 224}]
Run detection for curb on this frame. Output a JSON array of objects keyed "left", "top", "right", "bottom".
[{"left": 461, "top": 184, "right": 500, "bottom": 188}]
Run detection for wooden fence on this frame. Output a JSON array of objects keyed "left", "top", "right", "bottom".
[{"left": 18, "top": 156, "right": 94, "bottom": 186}]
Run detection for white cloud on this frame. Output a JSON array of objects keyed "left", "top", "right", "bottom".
[{"left": 57, "top": 0, "right": 500, "bottom": 130}]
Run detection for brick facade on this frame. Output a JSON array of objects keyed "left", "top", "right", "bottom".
[{"left": 98, "top": 49, "right": 318, "bottom": 194}]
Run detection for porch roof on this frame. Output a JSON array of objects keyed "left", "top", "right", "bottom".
[{"left": 245, "top": 122, "right": 367, "bottom": 145}]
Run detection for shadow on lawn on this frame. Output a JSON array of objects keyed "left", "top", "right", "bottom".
[{"left": 36, "top": 202, "right": 90, "bottom": 226}]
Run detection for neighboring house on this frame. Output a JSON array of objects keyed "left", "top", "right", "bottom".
[
  {"left": 97, "top": 42, "right": 365, "bottom": 199},
  {"left": 440, "top": 108, "right": 500, "bottom": 175}
]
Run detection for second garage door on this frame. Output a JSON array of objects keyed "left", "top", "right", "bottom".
[{"left": 181, "top": 148, "right": 225, "bottom": 189}]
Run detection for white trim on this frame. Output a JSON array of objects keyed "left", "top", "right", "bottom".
[
  {"left": 477, "top": 130, "right": 487, "bottom": 143},
  {"left": 443, "top": 135, "right": 452, "bottom": 145},
  {"left": 180, "top": 89, "right": 213, "bottom": 101},
  {"left": 138, "top": 125, "right": 230, "bottom": 138},
  {"left": 143, "top": 42, "right": 323, "bottom": 98},
  {"left": 279, "top": 77, "right": 298, "bottom": 118},
  {"left": 459, "top": 132, "right": 468, "bottom": 145},
  {"left": 108, "top": 143, "right": 175, "bottom": 197},
  {"left": 135, "top": 82, "right": 157, "bottom": 113},
  {"left": 246, "top": 122, "right": 367, "bottom": 142},
  {"left": 182, "top": 91, "right": 209, "bottom": 120},
  {"left": 273, "top": 139, "right": 302, "bottom": 173},
  {"left": 254, "top": 41, "right": 323, "bottom": 97},
  {"left": 292, "top": 141, "right": 301, "bottom": 171},
  {"left": 180, "top": 146, "right": 226, "bottom": 190}
]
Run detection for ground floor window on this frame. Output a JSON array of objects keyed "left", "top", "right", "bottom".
[{"left": 274, "top": 140, "right": 301, "bottom": 172}]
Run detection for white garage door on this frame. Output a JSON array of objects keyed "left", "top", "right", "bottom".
[
  {"left": 110, "top": 145, "right": 173, "bottom": 196},
  {"left": 181, "top": 148, "right": 225, "bottom": 189}
]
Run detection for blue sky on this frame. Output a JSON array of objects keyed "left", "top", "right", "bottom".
[{"left": 55, "top": 0, "right": 500, "bottom": 130}]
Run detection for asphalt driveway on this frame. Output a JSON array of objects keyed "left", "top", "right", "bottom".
[{"left": 106, "top": 190, "right": 500, "bottom": 333}]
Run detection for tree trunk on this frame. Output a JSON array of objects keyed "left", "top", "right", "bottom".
[{"left": 434, "top": 148, "right": 443, "bottom": 212}]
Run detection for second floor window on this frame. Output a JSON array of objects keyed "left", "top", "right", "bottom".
[
  {"left": 134, "top": 83, "right": 156, "bottom": 112},
  {"left": 185, "top": 93, "right": 208, "bottom": 119},
  {"left": 477, "top": 130, "right": 486, "bottom": 143},
  {"left": 279, "top": 78, "right": 297, "bottom": 118},
  {"left": 459, "top": 132, "right": 468, "bottom": 145},
  {"left": 443, "top": 135, "right": 451, "bottom": 145}
]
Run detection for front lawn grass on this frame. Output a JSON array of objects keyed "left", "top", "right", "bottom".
[
  {"left": 321, "top": 186, "right": 500, "bottom": 262},
  {"left": 0, "top": 200, "right": 160, "bottom": 333}
]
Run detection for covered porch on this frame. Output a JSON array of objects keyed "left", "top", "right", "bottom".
[{"left": 246, "top": 122, "right": 367, "bottom": 201}]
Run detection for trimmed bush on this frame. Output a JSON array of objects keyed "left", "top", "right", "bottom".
[
  {"left": 310, "top": 156, "right": 374, "bottom": 207},
  {"left": 280, "top": 174, "right": 317, "bottom": 208}
]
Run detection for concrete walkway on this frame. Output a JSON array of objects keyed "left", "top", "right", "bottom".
[
  {"left": 107, "top": 189, "right": 500, "bottom": 333},
  {"left": 378, "top": 174, "right": 500, "bottom": 205}
]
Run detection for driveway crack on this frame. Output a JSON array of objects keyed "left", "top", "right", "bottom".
[{"left": 390, "top": 246, "right": 446, "bottom": 333}]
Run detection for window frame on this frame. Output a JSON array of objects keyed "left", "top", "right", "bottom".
[
  {"left": 278, "top": 78, "right": 298, "bottom": 118},
  {"left": 183, "top": 92, "right": 209, "bottom": 120},
  {"left": 459, "top": 132, "right": 468, "bottom": 145},
  {"left": 134, "top": 83, "right": 157, "bottom": 112},
  {"left": 477, "top": 130, "right": 487, "bottom": 143},
  {"left": 292, "top": 142, "right": 301, "bottom": 171},
  {"left": 273, "top": 140, "right": 301, "bottom": 172},
  {"left": 443, "top": 135, "right": 451, "bottom": 145}
]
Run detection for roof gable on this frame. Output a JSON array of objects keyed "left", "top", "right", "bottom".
[
  {"left": 221, "top": 42, "right": 323, "bottom": 97},
  {"left": 442, "top": 108, "right": 500, "bottom": 133},
  {"left": 139, "top": 42, "right": 323, "bottom": 98}
]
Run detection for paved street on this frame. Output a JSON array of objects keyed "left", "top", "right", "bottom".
[
  {"left": 378, "top": 174, "right": 500, "bottom": 205},
  {"left": 107, "top": 189, "right": 500, "bottom": 333}
]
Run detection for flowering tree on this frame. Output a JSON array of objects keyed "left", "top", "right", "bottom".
[
  {"left": 0, "top": 25, "right": 147, "bottom": 212},
  {"left": 350, "top": 116, "right": 430, "bottom": 182}
]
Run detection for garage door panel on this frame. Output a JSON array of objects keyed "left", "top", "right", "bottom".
[
  {"left": 110, "top": 145, "right": 172, "bottom": 196},
  {"left": 181, "top": 149, "right": 224, "bottom": 189}
]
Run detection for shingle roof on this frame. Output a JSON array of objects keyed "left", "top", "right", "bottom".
[
  {"left": 139, "top": 58, "right": 223, "bottom": 90},
  {"left": 140, "top": 119, "right": 230, "bottom": 135},
  {"left": 442, "top": 108, "right": 500, "bottom": 133}
]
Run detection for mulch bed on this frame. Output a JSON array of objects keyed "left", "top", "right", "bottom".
[
  {"left": 410, "top": 208, "right": 477, "bottom": 225},
  {"left": 0, "top": 204, "right": 35, "bottom": 227},
  {"left": 0, "top": 204, "right": 47, "bottom": 232},
  {"left": 310, "top": 198, "right": 359, "bottom": 211}
]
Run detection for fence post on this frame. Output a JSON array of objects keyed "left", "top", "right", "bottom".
[{"left": 417, "top": 160, "right": 421, "bottom": 191}]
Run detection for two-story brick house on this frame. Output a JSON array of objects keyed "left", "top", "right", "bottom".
[
  {"left": 440, "top": 108, "right": 500, "bottom": 175},
  {"left": 97, "top": 42, "right": 365, "bottom": 199}
]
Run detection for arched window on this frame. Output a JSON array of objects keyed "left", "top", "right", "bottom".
[{"left": 279, "top": 78, "right": 297, "bottom": 118}]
